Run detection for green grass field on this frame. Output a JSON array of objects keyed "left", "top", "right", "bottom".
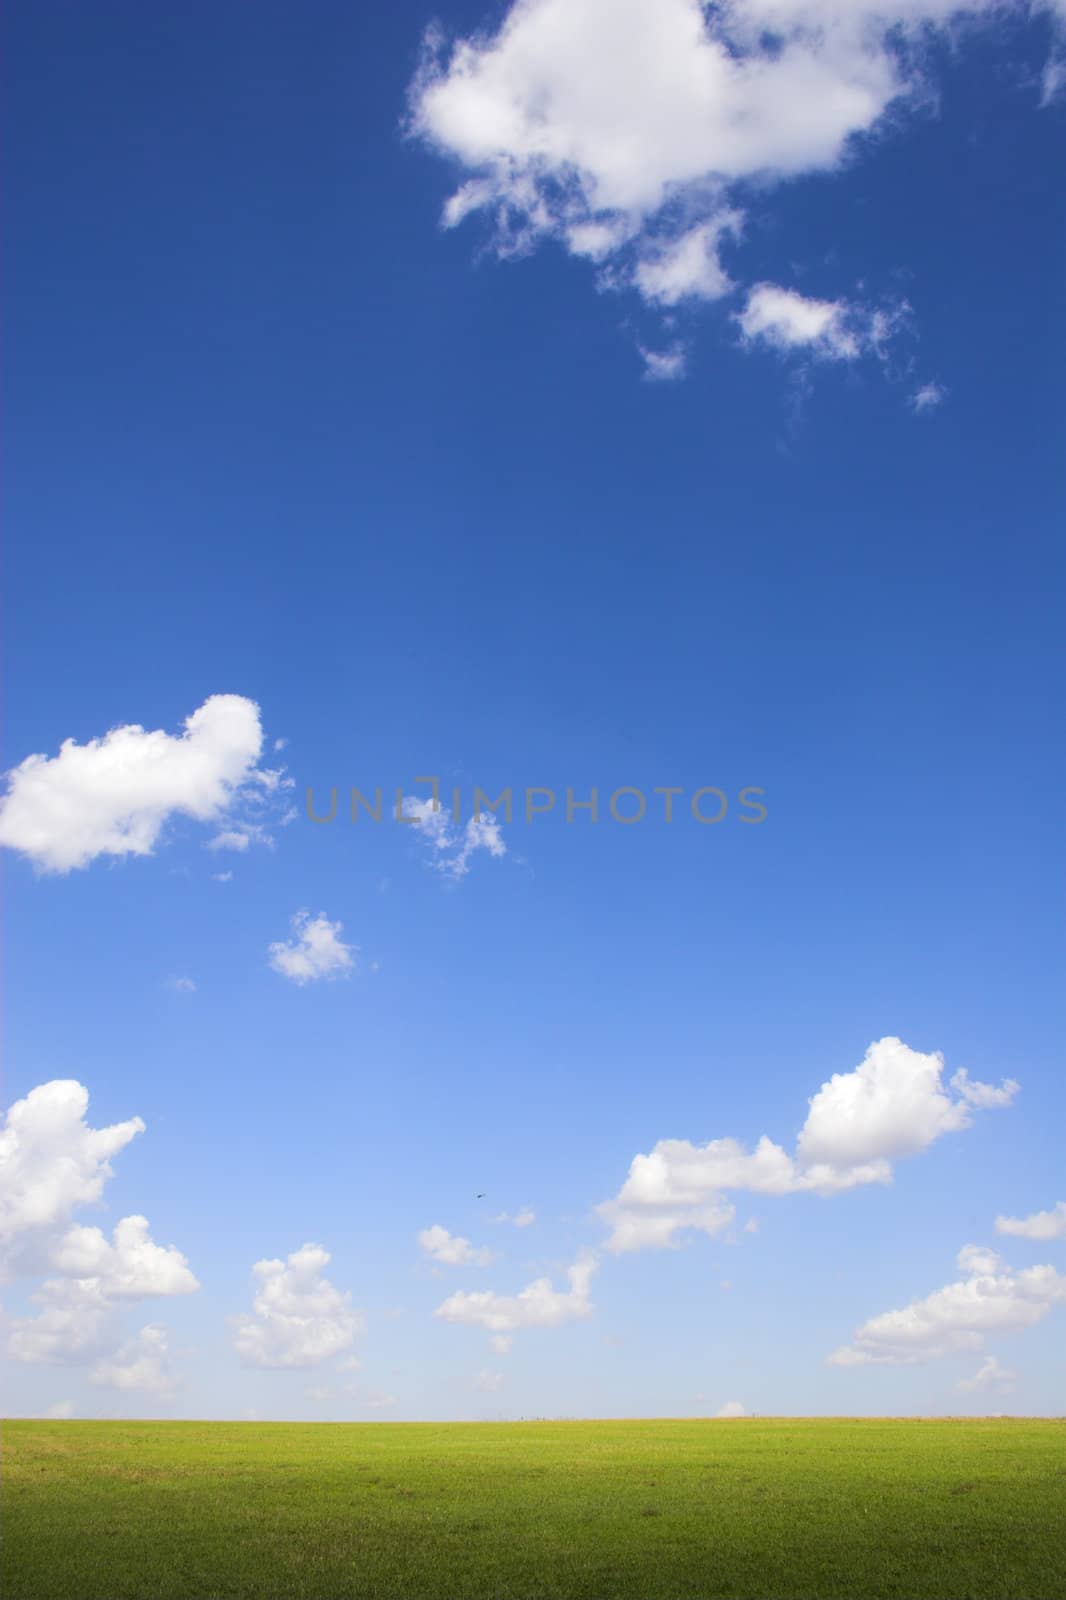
[{"left": 3, "top": 1418, "right": 1064, "bottom": 1600}]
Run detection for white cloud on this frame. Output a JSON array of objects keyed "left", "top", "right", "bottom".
[
  {"left": 44, "top": 1401, "right": 74, "bottom": 1419},
  {"left": 490, "top": 1334, "right": 513, "bottom": 1355},
  {"left": 232, "top": 1243, "right": 365, "bottom": 1369},
  {"left": 167, "top": 976, "right": 197, "bottom": 994},
  {"left": 2, "top": 1080, "right": 197, "bottom": 1378},
  {"left": 474, "top": 1369, "right": 506, "bottom": 1392},
  {"left": 361, "top": 1390, "right": 397, "bottom": 1410},
  {"left": 1043, "top": 52, "right": 1066, "bottom": 103},
  {"left": 0, "top": 694, "right": 286, "bottom": 874},
  {"left": 0, "top": 1081, "right": 144, "bottom": 1265},
  {"left": 494, "top": 1208, "right": 536, "bottom": 1229},
  {"left": 910, "top": 380, "right": 947, "bottom": 412},
  {"left": 8, "top": 1219, "right": 196, "bottom": 1366},
  {"left": 796, "top": 1041, "right": 1018, "bottom": 1169},
  {"left": 400, "top": 797, "right": 507, "bottom": 882},
  {"left": 8, "top": 1232, "right": 195, "bottom": 1370},
  {"left": 639, "top": 345, "right": 687, "bottom": 382},
  {"left": 957, "top": 1354, "right": 1016, "bottom": 1394},
  {"left": 995, "top": 1202, "right": 1066, "bottom": 1242},
  {"left": 205, "top": 829, "right": 252, "bottom": 853},
  {"left": 212, "top": 871, "right": 234, "bottom": 883},
  {"left": 49, "top": 1215, "right": 198, "bottom": 1298},
  {"left": 715, "top": 1400, "right": 749, "bottom": 1418},
  {"left": 955, "top": 1244, "right": 1004, "bottom": 1279},
  {"left": 268, "top": 911, "right": 355, "bottom": 986},
  {"left": 598, "top": 1038, "right": 1018, "bottom": 1252},
  {"left": 411, "top": 0, "right": 896, "bottom": 247},
  {"left": 737, "top": 284, "right": 895, "bottom": 361},
  {"left": 8, "top": 1278, "right": 115, "bottom": 1364},
  {"left": 632, "top": 215, "right": 741, "bottom": 306},
  {"left": 409, "top": 0, "right": 1056, "bottom": 368},
  {"left": 828, "top": 1243, "right": 1066, "bottom": 1366},
  {"left": 949, "top": 1069, "right": 1018, "bottom": 1110},
  {"left": 91, "top": 1323, "right": 176, "bottom": 1395},
  {"left": 434, "top": 1252, "right": 597, "bottom": 1340},
  {"left": 418, "top": 1225, "right": 494, "bottom": 1267}
]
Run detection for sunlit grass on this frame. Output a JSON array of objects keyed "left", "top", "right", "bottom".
[{"left": 3, "top": 1417, "right": 1064, "bottom": 1599}]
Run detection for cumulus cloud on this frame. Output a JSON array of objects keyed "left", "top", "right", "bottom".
[
  {"left": 8, "top": 1278, "right": 116, "bottom": 1364},
  {"left": 0, "top": 1081, "right": 145, "bottom": 1265},
  {"left": 434, "top": 1252, "right": 597, "bottom": 1342},
  {"left": 400, "top": 797, "right": 507, "bottom": 882},
  {"left": 796, "top": 1041, "right": 1018, "bottom": 1169},
  {"left": 6, "top": 1221, "right": 195, "bottom": 1367},
  {"left": 715, "top": 1400, "right": 750, "bottom": 1418},
  {"left": 598, "top": 1038, "right": 1018, "bottom": 1252},
  {"left": 957, "top": 1354, "right": 1016, "bottom": 1394},
  {"left": 268, "top": 911, "right": 355, "bottom": 985},
  {"left": 955, "top": 1244, "right": 1004, "bottom": 1279},
  {"left": 2, "top": 1082, "right": 198, "bottom": 1378},
  {"left": 232, "top": 1243, "right": 365, "bottom": 1369},
  {"left": 418, "top": 1225, "right": 494, "bottom": 1267},
  {"left": 474, "top": 1368, "right": 506, "bottom": 1392},
  {"left": 0, "top": 695, "right": 287, "bottom": 873},
  {"left": 44, "top": 1401, "right": 74, "bottom": 1419},
  {"left": 828, "top": 1242, "right": 1066, "bottom": 1367},
  {"left": 91, "top": 1323, "right": 177, "bottom": 1395},
  {"left": 48, "top": 1215, "right": 197, "bottom": 1298},
  {"left": 995, "top": 1202, "right": 1066, "bottom": 1242},
  {"left": 408, "top": 0, "right": 1057, "bottom": 371}
]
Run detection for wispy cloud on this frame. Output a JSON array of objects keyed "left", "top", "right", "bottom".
[
  {"left": 956, "top": 1354, "right": 1016, "bottom": 1394},
  {"left": 910, "top": 380, "right": 948, "bottom": 413},
  {"left": 400, "top": 796, "right": 507, "bottom": 882}
]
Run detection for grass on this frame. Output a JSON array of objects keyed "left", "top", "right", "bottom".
[{"left": 3, "top": 1418, "right": 1064, "bottom": 1599}]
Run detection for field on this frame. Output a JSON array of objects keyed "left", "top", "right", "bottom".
[{"left": 3, "top": 1418, "right": 1064, "bottom": 1600}]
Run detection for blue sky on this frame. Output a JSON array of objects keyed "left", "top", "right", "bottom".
[{"left": 1, "top": 0, "right": 1064, "bottom": 1421}]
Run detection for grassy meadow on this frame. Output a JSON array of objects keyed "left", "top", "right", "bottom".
[{"left": 3, "top": 1417, "right": 1064, "bottom": 1600}]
